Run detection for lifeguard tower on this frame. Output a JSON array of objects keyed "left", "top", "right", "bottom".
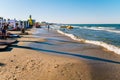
[{"left": 28, "top": 15, "right": 33, "bottom": 27}]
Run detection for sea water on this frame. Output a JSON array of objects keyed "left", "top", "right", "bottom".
[{"left": 53, "top": 24, "right": 120, "bottom": 54}]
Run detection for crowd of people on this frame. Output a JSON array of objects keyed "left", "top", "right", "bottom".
[{"left": 0, "top": 22, "right": 25, "bottom": 39}]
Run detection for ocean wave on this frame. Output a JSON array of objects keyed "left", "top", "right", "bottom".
[
  {"left": 50, "top": 25, "right": 60, "bottom": 30},
  {"left": 78, "top": 26, "right": 120, "bottom": 34},
  {"left": 57, "top": 30, "right": 120, "bottom": 54}
]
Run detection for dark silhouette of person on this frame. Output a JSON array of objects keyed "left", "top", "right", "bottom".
[
  {"left": 1, "top": 23, "right": 8, "bottom": 39},
  {"left": 48, "top": 24, "right": 50, "bottom": 31}
]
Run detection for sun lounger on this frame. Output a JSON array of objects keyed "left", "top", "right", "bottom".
[{"left": 0, "top": 45, "right": 8, "bottom": 50}]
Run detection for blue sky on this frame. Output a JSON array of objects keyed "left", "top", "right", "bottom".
[{"left": 0, "top": 0, "right": 120, "bottom": 24}]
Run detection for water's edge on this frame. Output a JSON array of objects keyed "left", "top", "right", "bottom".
[{"left": 57, "top": 30, "right": 120, "bottom": 54}]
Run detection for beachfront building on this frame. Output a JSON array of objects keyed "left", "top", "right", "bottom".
[
  {"left": 0, "top": 17, "right": 7, "bottom": 28},
  {"left": 0, "top": 16, "right": 36, "bottom": 30},
  {"left": 22, "top": 21, "right": 29, "bottom": 29},
  {"left": 0, "top": 17, "right": 3, "bottom": 28},
  {"left": 8, "top": 19, "right": 17, "bottom": 28}
]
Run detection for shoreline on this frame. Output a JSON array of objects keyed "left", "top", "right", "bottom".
[
  {"left": 0, "top": 28, "right": 120, "bottom": 80},
  {"left": 57, "top": 29, "right": 120, "bottom": 55}
]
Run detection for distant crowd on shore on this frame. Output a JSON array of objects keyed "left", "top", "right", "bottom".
[{"left": 0, "top": 22, "right": 26, "bottom": 39}]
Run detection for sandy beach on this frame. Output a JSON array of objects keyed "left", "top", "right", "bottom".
[{"left": 0, "top": 28, "right": 120, "bottom": 80}]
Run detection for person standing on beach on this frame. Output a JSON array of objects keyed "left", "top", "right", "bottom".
[
  {"left": 48, "top": 24, "right": 50, "bottom": 31},
  {"left": 1, "top": 23, "right": 8, "bottom": 39}
]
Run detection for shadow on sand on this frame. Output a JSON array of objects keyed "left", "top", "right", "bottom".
[
  {"left": 0, "top": 47, "right": 13, "bottom": 52},
  {"left": 0, "top": 41, "right": 18, "bottom": 52},
  {"left": 20, "top": 40, "right": 55, "bottom": 45},
  {"left": 47, "top": 38, "right": 80, "bottom": 44},
  {"left": 10, "top": 44, "right": 120, "bottom": 64},
  {"left": 0, "top": 63, "right": 5, "bottom": 66}
]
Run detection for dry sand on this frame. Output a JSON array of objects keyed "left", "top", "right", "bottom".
[{"left": 0, "top": 28, "right": 120, "bottom": 80}]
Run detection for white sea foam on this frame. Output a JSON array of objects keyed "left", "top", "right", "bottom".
[
  {"left": 78, "top": 26, "right": 120, "bottom": 34},
  {"left": 85, "top": 40, "right": 120, "bottom": 54},
  {"left": 57, "top": 30, "right": 120, "bottom": 54}
]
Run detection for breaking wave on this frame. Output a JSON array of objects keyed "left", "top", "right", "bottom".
[{"left": 57, "top": 30, "right": 120, "bottom": 54}]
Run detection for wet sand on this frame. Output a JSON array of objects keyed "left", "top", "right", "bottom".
[{"left": 0, "top": 28, "right": 120, "bottom": 80}]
